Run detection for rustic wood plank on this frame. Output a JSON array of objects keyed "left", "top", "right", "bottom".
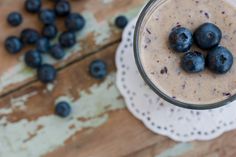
[
  {"left": 1, "top": 41, "right": 236, "bottom": 157},
  {"left": 0, "top": 43, "right": 118, "bottom": 122},
  {"left": 127, "top": 132, "right": 236, "bottom": 157},
  {"left": 2, "top": 1, "right": 236, "bottom": 157},
  {"left": 0, "top": 42, "right": 167, "bottom": 157},
  {"left": 0, "top": 0, "right": 147, "bottom": 96},
  {"left": 44, "top": 110, "right": 168, "bottom": 157}
]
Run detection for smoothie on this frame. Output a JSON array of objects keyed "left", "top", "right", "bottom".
[{"left": 139, "top": 0, "right": 236, "bottom": 105}]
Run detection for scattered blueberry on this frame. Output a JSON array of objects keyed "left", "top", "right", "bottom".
[
  {"left": 42, "top": 24, "right": 58, "bottom": 39},
  {"left": 24, "top": 50, "right": 42, "bottom": 68},
  {"left": 37, "top": 64, "right": 57, "bottom": 83},
  {"left": 206, "top": 46, "right": 233, "bottom": 74},
  {"left": 25, "top": 0, "right": 41, "bottom": 13},
  {"left": 5, "top": 36, "right": 23, "bottom": 54},
  {"left": 55, "top": 101, "right": 71, "bottom": 118},
  {"left": 194, "top": 23, "right": 222, "bottom": 50},
  {"left": 115, "top": 15, "right": 128, "bottom": 29},
  {"left": 169, "top": 27, "right": 193, "bottom": 52},
  {"left": 49, "top": 0, "right": 61, "bottom": 2},
  {"left": 21, "top": 28, "right": 40, "bottom": 44},
  {"left": 89, "top": 60, "right": 107, "bottom": 79},
  {"left": 65, "top": 13, "right": 85, "bottom": 32},
  {"left": 181, "top": 51, "right": 205, "bottom": 73},
  {"left": 39, "top": 9, "right": 56, "bottom": 25},
  {"left": 55, "top": 1, "right": 71, "bottom": 16},
  {"left": 50, "top": 44, "right": 65, "bottom": 60},
  {"left": 36, "top": 38, "right": 50, "bottom": 53},
  {"left": 59, "top": 31, "right": 76, "bottom": 48},
  {"left": 7, "top": 12, "right": 22, "bottom": 27}
]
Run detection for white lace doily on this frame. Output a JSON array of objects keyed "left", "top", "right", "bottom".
[{"left": 116, "top": 17, "right": 236, "bottom": 142}]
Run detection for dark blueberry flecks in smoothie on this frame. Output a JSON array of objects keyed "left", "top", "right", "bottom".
[{"left": 140, "top": 0, "right": 236, "bottom": 104}]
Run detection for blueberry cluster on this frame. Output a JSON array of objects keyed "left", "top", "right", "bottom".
[
  {"left": 5, "top": 0, "right": 86, "bottom": 83},
  {"left": 5, "top": 0, "right": 129, "bottom": 118},
  {"left": 169, "top": 23, "right": 234, "bottom": 74}
]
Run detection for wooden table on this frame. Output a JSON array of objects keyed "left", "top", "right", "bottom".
[{"left": 0, "top": 0, "right": 235, "bottom": 157}]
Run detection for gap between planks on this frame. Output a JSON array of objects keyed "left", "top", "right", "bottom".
[{"left": 0, "top": 40, "right": 120, "bottom": 100}]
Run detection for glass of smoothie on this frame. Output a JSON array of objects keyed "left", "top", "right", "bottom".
[{"left": 134, "top": 0, "right": 236, "bottom": 109}]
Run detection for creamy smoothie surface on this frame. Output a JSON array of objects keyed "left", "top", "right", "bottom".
[{"left": 140, "top": 0, "right": 236, "bottom": 105}]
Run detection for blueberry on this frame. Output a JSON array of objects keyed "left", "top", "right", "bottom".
[
  {"left": 194, "top": 23, "right": 222, "bottom": 50},
  {"left": 59, "top": 31, "right": 76, "bottom": 48},
  {"left": 37, "top": 64, "right": 57, "bottom": 83},
  {"left": 65, "top": 13, "right": 85, "bottom": 32},
  {"left": 55, "top": 101, "right": 71, "bottom": 118},
  {"left": 5, "top": 36, "right": 23, "bottom": 54},
  {"left": 181, "top": 51, "right": 205, "bottom": 73},
  {"left": 7, "top": 12, "right": 22, "bottom": 27},
  {"left": 21, "top": 28, "right": 40, "bottom": 44},
  {"left": 42, "top": 24, "right": 58, "bottom": 39},
  {"left": 24, "top": 50, "right": 42, "bottom": 68},
  {"left": 89, "top": 60, "right": 107, "bottom": 79},
  {"left": 50, "top": 44, "right": 65, "bottom": 60},
  {"left": 39, "top": 9, "right": 56, "bottom": 25},
  {"left": 115, "top": 15, "right": 128, "bottom": 29},
  {"left": 206, "top": 46, "right": 233, "bottom": 74},
  {"left": 25, "top": 0, "right": 41, "bottom": 13},
  {"left": 36, "top": 38, "right": 50, "bottom": 53},
  {"left": 169, "top": 27, "right": 193, "bottom": 52},
  {"left": 55, "top": 1, "right": 71, "bottom": 16},
  {"left": 49, "top": 0, "right": 61, "bottom": 2}
]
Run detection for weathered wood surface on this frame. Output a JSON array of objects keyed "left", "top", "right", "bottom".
[
  {"left": 1, "top": 42, "right": 236, "bottom": 157},
  {"left": 1, "top": 0, "right": 236, "bottom": 157},
  {"left": 0, "top": 0, "right": 146, "bottom": 96}
]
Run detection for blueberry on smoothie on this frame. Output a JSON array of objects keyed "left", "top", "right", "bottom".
[
  {"left": 169, "top": 27, "right": 193, "bottom": 52},
  {"left": 206, "top": 46, "right": 233, "bottom": 74},
  {"left": 181, "top": 51, "right": 205, "bottom": 73},
  {"left": 194, "top": 23, "right": 222, "bottom": 50}
]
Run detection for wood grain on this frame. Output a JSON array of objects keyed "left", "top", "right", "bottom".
[
  {"left": 44, "top": 110, "right": 170, "bottom": 157},
  {"left": 0, "top": 0, "right": 147, "bottom": 96},
  {"left": 1, "top": 41, "right": 236, "bottom": 157},
  {"left": 1, "top": 1, "right": 236, "bottom": 157},
  {"left": 0, "top": 43, "right": 119, "bottom": 123}
]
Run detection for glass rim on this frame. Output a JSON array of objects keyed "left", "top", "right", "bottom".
[{"left": 133, "top": 0, "right": 236, "bottom": 110}]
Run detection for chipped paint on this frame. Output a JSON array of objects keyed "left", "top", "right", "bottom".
[
  {"left": 55, "top": 96, "right": 73, "bottom": 106},
  {"left": 156, "top": 143, "right": 193, "bottom": 157},
  {"left": 0, "top": 63, "right": 35, "bottom": 94},
  {"left": 78, "top": 11, "right": 112, "bottom": 45},
  {"left": 102, "top": 0, "right": 113, "bottom": 4},
  {"left": 0, "top": 91, "right": 38, "bottom": 115},
  {"left": 46, "top": 83, "right": 56, "bottom": 93},
  {"left": 0, "top": 12, "right": 107, "bottom": 94},
  {"left": 0, "top": 4, "right": 144, "bottom": 94},
  {"left": 0, "top": 73, "right": 125, "bottom": 157},
  {"left": 10, "top": 91, "right": 38, "bottom": 110}
]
